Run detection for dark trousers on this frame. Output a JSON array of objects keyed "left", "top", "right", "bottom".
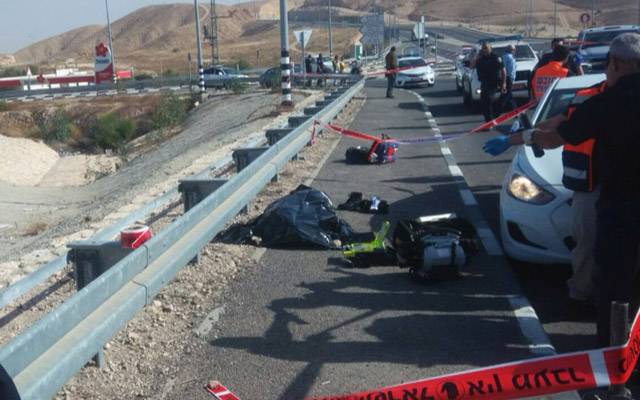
[
  {"left": 501, "top": 78, "right": 517, "bottom": 113},
  {"left": 594, "top": 199, "right": 640, "bottom": 347},
  {"left": 386, "top": 73, "right": 396, "bottom": 97},
  {"left": 480, "top": 84, "right": 498, "bottom": 122}
]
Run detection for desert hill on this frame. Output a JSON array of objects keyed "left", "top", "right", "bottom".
[
  {"left": 10, "top": 0, "right": 639, "bottom": 72},
  {"left": 12, "top": 1, "right": 358, "bottom": 73}
]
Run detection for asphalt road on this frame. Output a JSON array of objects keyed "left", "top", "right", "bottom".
[
  {"left": 411, "top": 77, "right": 598, "bottom": 355},
  {"left": 177, "top": 79, "right": 567, "bottom": 400}
]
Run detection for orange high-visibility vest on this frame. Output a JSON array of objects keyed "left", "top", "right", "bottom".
[
  {"left": 531, "top": 61, "right": 570, "bottom": 100},
  {"left": 562, "top": 81, "right": 607, "bottom": 192}
]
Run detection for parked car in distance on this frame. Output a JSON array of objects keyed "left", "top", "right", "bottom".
[
  {"left": 577, "top": 25, "right": 640, "bottom": 73},
  {"left": 499, "top": 73, "right": 606, "bottom": 264},
  {"left": 455, "top": 45, "right": 474, "bottom": 92},
  {"left": 394, "top": 57, "right": 435, "bottom": 88}
]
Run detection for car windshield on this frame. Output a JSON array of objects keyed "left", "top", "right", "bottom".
[
  {"left": 494, "top": 45, "right": 536, "bottom": 60},
  {"left": 535, "top": 88, "right": 579, "bottom": 123},
  {"left": 582, "top": 29, "right": 640, "bottom": 48},
  {"left": 399, "top": 59, "right": 427, "bottom": 68},
  {"left": 403, "top": 48, "right": 421, "bottom": 57}
]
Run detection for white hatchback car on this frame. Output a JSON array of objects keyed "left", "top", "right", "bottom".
[
  {"left": 394, "top": 57, "right": 435, "bottom": 88},
  {"left": 499, "top": 73, "right": 606, "bottom": 264}
]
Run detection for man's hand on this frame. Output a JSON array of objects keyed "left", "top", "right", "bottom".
[
  {"left": 501, "top": 83, "right": 507, "bottom": 94},
  {"left": 483, "top": 135, "right": 511, "bottom": 156}
]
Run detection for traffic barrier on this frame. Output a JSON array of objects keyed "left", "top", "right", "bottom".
[
  {"left": 0, "top": 78, "right": 365, "bottom": 400},
  {"left": 206, "top": 309, "right": 640, "bottom": 400}
]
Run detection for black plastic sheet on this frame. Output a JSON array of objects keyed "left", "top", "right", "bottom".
[{"left": 219, "top": 185, "right": 353, "bottom": 249}]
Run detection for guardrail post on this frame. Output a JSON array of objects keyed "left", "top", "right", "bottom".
[
  {"left": 288, "top": 115, "right": 309, "bottom": 128},
  {"left": 303, "top": 106, "right": 322, "bottom": 116},
  {"left": 178, "top": 179, "right": 229, "bottom": 212},
  {"left": 178, "top": 178, "right": 230, "bottom": 263},
  {"left": 67, "top": 240, "right": 131, "bottom": 369},
  {"left": 265, "top": 129, "right": 293, "bottom": 146},
  {"left": 608, "top": 302, "right": 634, "bottom": 400},
  {"left": 232, "top": 146, "right": 277, "bottom": 188},
  {"left": 67, "top": 241, "right": 132, "bottom": 291}
]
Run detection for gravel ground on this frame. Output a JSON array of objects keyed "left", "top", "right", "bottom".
[
  {"left": 0, "top": 89, "right": 325, "bottom": 347},
  {"left": 54, "top": 91, "right": 365, "bottom": 400},
  {"left": 0, "top": 90, "right": 307, "bottom": 260}
]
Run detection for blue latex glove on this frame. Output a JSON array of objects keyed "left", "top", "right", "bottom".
[{"left": 483, "top": 135, "right": 511, "bottom": 156}]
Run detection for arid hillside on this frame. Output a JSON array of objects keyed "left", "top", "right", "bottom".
[
  {"left": 10, "top": 0, "right": 638, "bottom": 73},
  {"left": 12, "top": 1, "right": 359, "bottom": 73}
]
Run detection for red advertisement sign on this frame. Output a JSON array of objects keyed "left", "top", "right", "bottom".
[{"left": 95, "top": 42, "right": 114, "bottom": 84}]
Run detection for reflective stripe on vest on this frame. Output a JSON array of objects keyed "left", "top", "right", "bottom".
[
  {"left": 561, "top": 81, "right": 606, "bottom": 192},
  {"left": 532, "top": 61, "right": 570, "bottom": 100}
]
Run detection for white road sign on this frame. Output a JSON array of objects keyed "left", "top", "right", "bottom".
[{"left": 294, "top": 29, "right": 313, "bottom": 46}]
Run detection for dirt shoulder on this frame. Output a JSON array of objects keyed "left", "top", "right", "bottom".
[{"left": 0, "top": 90, "right": 314, "bottom": 267}]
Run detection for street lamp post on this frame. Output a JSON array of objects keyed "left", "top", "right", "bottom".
[
  {"left": 105, "top": 0, "right": 116, "bottom": 83},
  {"left": 279, "top": 0, "right": 293, "bottom": 107},
  {"left": 553, "top": 0, "right": 558, "bottom": 38},
  {"left": 328, "top": 0, "right": 333, "bottom": 56},
  {"left": 194, "top": 0, "right": 205, "bottom": 97}
]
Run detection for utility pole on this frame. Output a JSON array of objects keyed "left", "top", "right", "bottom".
[
  {"left": 553, "top": 0, "right": 557, "bottom": 38},
  {"left": 208, "top": 0, "right": 220, "bottom": 65},
  {"left": 328, "top": 0, "right": 333, "bottom": 56},
  {"left": 279, "top": 0, "right": 293, "bottom": 107},
  {"left": 194, "top": 0, "right": 205, "bottom": 97},
  {"left": 105, "top": 0, "right": 116, "bottom": 83},
  {"left": 591, "top": 0, "right": 596, "bottom": 27}
]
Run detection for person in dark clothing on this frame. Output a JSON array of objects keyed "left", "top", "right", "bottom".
[
  {"left": 316, "top": 53, "right": 325, "bottom": 87},
  {"left": 493, "top": 33, "right": 640, "bottom": 347},
  {"left": 472, "top": 42, "right": 507, "bottom": 122},
  {"left": 385, "top": 46, "right": 398, "bottom": 98},
  {"left": 531, "top": 38, "right": 583, "bottom": 91},
  {"left": 305, "top": 54, "right": 313, "bottom": 87}
]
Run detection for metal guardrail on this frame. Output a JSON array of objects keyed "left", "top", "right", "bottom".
[{"left": 0, "top": 78, "right": 364, "bottom": 399}]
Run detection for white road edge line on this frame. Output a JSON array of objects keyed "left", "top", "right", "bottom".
[{"left": 409, "top": 90, "right": 573, "bottom": 384}]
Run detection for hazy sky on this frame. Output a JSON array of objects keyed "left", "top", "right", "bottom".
[{"left": 0, "top": 0, "right": 242, "bottom": 54}]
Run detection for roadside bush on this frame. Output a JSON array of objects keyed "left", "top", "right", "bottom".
[
  {"left": 135, "top": 73, "right": 154, "bottom": 81},
  {"left": 152, "top": 93, "right": 189, "bottom": 130},
  {"left": 92, "top": 113, "right": 135, "bottom": 151},
  {"left": 233, "top": 59, "right": 252, "bottom": 70},
  {"left": 0, "top": 101, "right": 9, "bottom": 111},
  {"left": 35, "top": 109, "right": 72, "bottom": 143},
  {"left": 227, "top": 79, "right": 249, "bottom": 94},
  {"left": 162, "top": 68, "right": 179, "bottom": 77}
]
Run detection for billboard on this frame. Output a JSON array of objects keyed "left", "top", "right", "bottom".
[{"left": 95, "top": 42, "right": 113, "bottom": 84}]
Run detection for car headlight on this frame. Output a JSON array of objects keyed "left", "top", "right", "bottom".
[{"left": 507, "top": 174, "right": 555, "bottom": 205}]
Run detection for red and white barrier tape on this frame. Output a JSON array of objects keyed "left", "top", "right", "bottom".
[
  {"left": 207, "top": 309, "right": 640, "bottom": 400},
  {"left": 318, "top": 121, "right": 468, "bottom": 145},
  {"left": 470, "top": 100, "right": 537, "bottom": 133}
]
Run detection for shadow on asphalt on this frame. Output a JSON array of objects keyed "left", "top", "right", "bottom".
[
  {"left": 397, "top": 101, "right": 425, "bottom": 111},
  {"left": 427, "top": 103, "right": 478, "bottom": 118},
  {"left": 210, "top": 266, "right": 529, "bottom": 399}
]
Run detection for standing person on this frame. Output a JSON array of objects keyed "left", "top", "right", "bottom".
[
  {"left": 316, "top": 53, "right": 325, "bottom": 87},
  {"left": 485, "top": 33, "right": 640, "bottom": 347},
  {"left": 305, "top": 54, "right": 313, "bottom": 87},
  {"left": 385, "top": 46, "right": 398, "bottom": 98},
  {"left": 530, "top": 45, "right": 570, "bottom": 100},
  {"left": 472, "top": 42, "right": 507, "bottom": 122},
  {"left": 338, "top": 56, "right": 347, "bottom": 86},
  {"left": 501, "top": 44, "right": 518, "bottom": 112},
  {"left": 531, "top": 38, "right": 583, "bottom": 86},
  {"left": 485, "top": 79, "right": 607, "bottom": 309}
]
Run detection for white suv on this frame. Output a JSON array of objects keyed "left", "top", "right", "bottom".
[
  {"left": 577, "top": 25, "right": 640, "bottom": 73},
  {"left": 461, "top": 37, "right": 538, "bottom": 107}
]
